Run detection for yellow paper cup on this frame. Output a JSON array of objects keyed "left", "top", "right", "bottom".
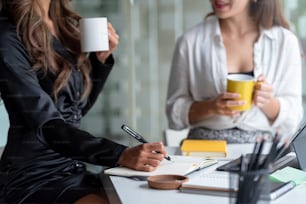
[{"left": 227, "top": 74, "right": 255, "bottom": 111}]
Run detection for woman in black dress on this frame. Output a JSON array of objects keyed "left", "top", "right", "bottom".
[{"left": 0, "top": 0, "right": 168, "bottom": 203}]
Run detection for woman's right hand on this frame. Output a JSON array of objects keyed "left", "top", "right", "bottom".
[
  {"left": 95, "top": 22, "right": 119, "bottom": 64},
  {"left": 117, "top": 142, "right": 167, "bottom": 172},
  {"left": 211, "top": 92, "right": 245, "bottom": 116},
  {"left": 189, "top": 92, "right": 245, "bottom": 124}
]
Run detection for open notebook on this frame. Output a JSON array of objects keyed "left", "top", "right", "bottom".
[{"left": 103, "top": 155, "right": 217, "bottom": 177}]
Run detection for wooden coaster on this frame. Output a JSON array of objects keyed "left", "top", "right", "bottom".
[{"left": 147, "top": 174, "right": 189, "bottom": 190}]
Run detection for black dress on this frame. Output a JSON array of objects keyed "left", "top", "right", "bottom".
[{"left": 0, "top": 10, "right": 127, "bottom": 204}]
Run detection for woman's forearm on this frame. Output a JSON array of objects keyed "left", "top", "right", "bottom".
[
  {"left": 259, "top": 97, "right": 280, "bottom": 123},
  {"left": 188, "top": 100, "right": 215, "bottom": 125}
]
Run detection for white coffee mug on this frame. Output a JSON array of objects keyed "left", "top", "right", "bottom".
[{"left": 80, "top": 17, "right": 109, "bottom": 52}]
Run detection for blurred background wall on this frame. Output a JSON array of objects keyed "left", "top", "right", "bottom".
[{"left": 0, "top": 0, "right": 305, "bottom": 147}]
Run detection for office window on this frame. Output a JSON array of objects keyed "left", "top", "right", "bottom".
[
  {"left": 71, "top": 0, "right": 305, "bottom": 145},
  {"left": 0, "top": 1, "right": 304, "bottom": 147},
  {"left": 73, "top": 0, "right": 212, "bottom": 146}
]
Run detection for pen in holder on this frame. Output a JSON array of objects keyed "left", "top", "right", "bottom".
[
  {"left": 229, "top": 133, "right": 290, "bottom": 204},
  {"left": 229, "top": 168, "right": 270, "bottom": 204}
]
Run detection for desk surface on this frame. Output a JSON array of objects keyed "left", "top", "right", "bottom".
[{"left": 101, "top": 144, "right": 306, "bottom": 204}]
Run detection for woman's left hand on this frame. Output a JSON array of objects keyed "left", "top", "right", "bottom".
[
  {"left": 96, "top": 22, "right": 119, "bottom": 64},
  {"left": 253, "top": 74, "right": 274, "bottom": 108}
]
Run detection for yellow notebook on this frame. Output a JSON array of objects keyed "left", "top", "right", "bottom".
[{"left": 181, "top": 139, "right": 227, "bottom": 157}]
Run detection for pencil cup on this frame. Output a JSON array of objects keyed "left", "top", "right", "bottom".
[{"left": 229, "top": 169, "right": 270, "bottom": 204}]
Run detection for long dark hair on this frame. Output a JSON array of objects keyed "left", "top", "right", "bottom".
[
  {"left": 208, "top": 0, "right": 290, "bottom": 29},
  {"left": 0, "top": 0, "right": 92, "bottom": 100},
  {"left": 250, "top": 0, "right": 289, "bottom": 29}
]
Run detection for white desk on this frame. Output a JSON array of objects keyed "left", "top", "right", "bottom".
[{"left": 101, "top": 144, "right": 306, "bottom": 204}]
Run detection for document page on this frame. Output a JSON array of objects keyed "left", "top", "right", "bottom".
[
  {"left": 181, "top": 171, "right": 237, "bottom": 191},
  {"left": 103, "top": 155, "right": 217, "bottom": 177}
]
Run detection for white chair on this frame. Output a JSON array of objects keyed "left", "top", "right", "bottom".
[{"left": 163, "top": 129, "right": 189, "bottom": 147}]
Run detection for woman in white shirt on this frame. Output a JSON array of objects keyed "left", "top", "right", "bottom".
[{"left": 166, "top": 0, "right": 303, "bottom": 143}]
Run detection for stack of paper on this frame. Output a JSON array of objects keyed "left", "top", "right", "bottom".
[
  {"left": 181, "top": 171, "right": 234, "bottom": 192},
  {"left": 103, "top": 155, "right": 217, "bottom": 177},
  {"left": 180, "top": 170, "right": 295, "bottom": 201}
]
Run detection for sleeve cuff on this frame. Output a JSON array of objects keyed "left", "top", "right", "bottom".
[{"left": 89, "top": 53, "right": 114, "bottom": 68}]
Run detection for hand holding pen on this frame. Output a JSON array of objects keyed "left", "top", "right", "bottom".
[
  {"left": 117, "top": 124, "right": 170, "bottom": 172},
  {"left": 121, "top": 124, "right": 171, "bottom": 161}
]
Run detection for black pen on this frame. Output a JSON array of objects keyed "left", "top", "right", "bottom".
[
  {"left": 121, "top": 124, "right": 171, "bottom": 161},
  {"left": 240, "top": 154, "right": 247, "bottom": 173},
  {"left": 252, "top": 135, "right": 267, "bottom": 170},
  {"left": 273, "top": 139, "right": 290, "bottom": 162},
  {"left": 248, "top": 137, "right": 260, "bottom": 170},
  {"left": 260, "top": 133, "right": 280, "bottom": 169}
]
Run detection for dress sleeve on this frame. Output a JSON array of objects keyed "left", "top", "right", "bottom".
[
  {"left": 82, "top": 53, "right": 114, "bottom": 116},
  {"left": 0, "top": 28, "right": 63, "bottom": 132},
  {"left": 41, "top": 119, "right": 127, "bottom": 167},
  {"left": 166, "top": 35, "right": 194, "bottom": 130},
  {"left": 0, "top": 25, "right": 127, "bottom": 167},
  {"left": 270, "top": 31, "right": 303, "bottom": 136}
]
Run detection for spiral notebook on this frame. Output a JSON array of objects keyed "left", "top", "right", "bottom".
[{"left": 103, "top": 155, "right": 217, "bottom": 178}]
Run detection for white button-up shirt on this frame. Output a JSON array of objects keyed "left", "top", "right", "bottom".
[{"left": 166, "top": 15, "right": 303, "bottom": 137}]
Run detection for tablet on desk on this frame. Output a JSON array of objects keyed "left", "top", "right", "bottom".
[
  {"left": 217, "top": 121, "right": 306, "bottom": 173},
  {"left": 216, "top": 154, "right": 297, "bottom": 172},
  {"left": 291, "top": 121, "right": 306, "bottom": 171}
]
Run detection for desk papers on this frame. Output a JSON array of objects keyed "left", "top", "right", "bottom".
[
  {"left": 180, "top": 171, "right": 235, "bottom": 194},
  {"left": 180, "top": 171, "right": 295, "bottom": 201},
  {"left": 103, "top": 155, "right": 217, "bottom": 177}
]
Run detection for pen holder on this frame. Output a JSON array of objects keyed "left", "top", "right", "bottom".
[{"left": 229, "top": 169, "right": 270, "bottom": 204}]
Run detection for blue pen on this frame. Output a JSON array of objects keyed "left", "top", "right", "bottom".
[{"left": 121, "top": 124, "right": 171, "bottom": 161}]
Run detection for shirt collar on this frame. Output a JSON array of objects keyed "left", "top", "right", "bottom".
[
  {"left": 259, "top": 26, "right": 276, "bottom": 40},
  {"left": 207, "top": 15, "right": 276, "bottom": 42},
  {"left": 206, "top": 15, "right": 223, "bottom": 44}
]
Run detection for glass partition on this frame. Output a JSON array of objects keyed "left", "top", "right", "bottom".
[
  {"left": 1, "top": 0, "right": 303, "bottom": 147},
  {"left": 71, "top": 0, "right": 306, "bottom": 145},
  {"left": 73, "top": 0, "right": 212, "bottom": 145}
]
